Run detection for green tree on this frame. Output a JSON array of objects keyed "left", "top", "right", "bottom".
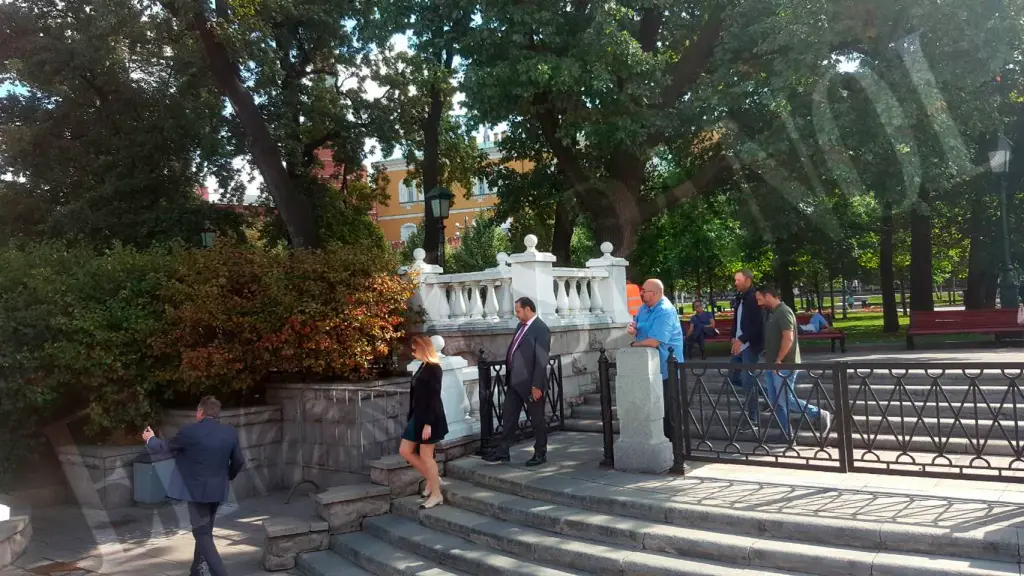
[{"left": 445, "top": 214, "right": 511, "bottom": 273}]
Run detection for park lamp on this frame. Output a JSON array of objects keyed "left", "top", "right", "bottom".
[
  {"left": 200, "top": 223, "right": 216, "bottom": 248},
  {"left": 990, "top": 135, "right": 1012, "bottom": 173},
  {"left": 426, "top": 186, "right": 454, "bottom": 220}
]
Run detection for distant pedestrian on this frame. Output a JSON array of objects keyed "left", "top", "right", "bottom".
[
  {"left": 628, "top": 279, "right": 685, "bottom": 438},
  {"left": 758, "top": 285, "right": 832, "bottom": 439},
  {"left": 400, "top": 334, "right": 448, "bottom": 509},
  {"left": 730, "top": 269, "right": 764, "bottom": 434},
  {"left": 685, "top": 300, "right": 717, "bottom": 359},
  {"left": 142, "top": 396, "right": 244, "bottom": 576}
]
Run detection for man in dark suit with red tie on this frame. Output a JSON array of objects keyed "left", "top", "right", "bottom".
[{"left": 484, "top": 296, "right": 552, "bottom": 466}]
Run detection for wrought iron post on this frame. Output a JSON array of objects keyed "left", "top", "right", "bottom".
[
  {"left": 679, "top": 357, "right": 692, "bottom": 460},
  {"left": 667, "top": 348, "right": 687, "bottom": 474},
  {"left": 476, "top": 349, "right": 494, "bottom": 456},
  {"left": 832, "top": 363, "right": 853, "bottom": 473},
  {"left": 598, "top": 348, "right": 615, "bottom": 467}
]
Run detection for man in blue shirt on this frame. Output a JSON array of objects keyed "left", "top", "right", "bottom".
[{"left": 627, "top": 279, "right": 685, "bottom": 439}]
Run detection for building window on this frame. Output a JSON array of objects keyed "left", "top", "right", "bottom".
[
  {"left": 474, "top": 178, "right": 491, "bottom": 196},
  {"left": 400, "top": 223, "right": 417, "bottom": 242},
  {"left": 399, "top": 180, "right": 421, "bottom": 203}
]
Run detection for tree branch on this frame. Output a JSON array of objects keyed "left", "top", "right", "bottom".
[
  {"left": 634, "top": 7, "right": 664, "bottom": 53},
  {"left": 535, "top": 104, "right": 591, "bottom": 193},
  {"left": 660, "top": 8, "right": 725, "bottom": 105},
  {"left": 640, "top": 153, "right": 735, "bottom": 220}
]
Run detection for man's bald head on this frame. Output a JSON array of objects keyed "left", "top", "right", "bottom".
[{"left": 641, "top": 279, "right": 665, "bottom": 306}]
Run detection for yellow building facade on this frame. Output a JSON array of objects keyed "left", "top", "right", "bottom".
[{"left": 372, "top": 142, "right": 531, "bottom": 247}]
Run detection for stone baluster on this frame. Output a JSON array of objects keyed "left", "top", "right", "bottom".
[
  {"left": 555, "top": 278, "right": 570, "bottom": 317},
  {"left": 469, "top": 282, "right": 485, "bottom": 319},
  {"left": 485, "top": 281, "right": 500, "bottom": 319},
  {"left": 580, "top": 279, "right": 592, "bottom": 316},
  {"left": 590, "top": 277, "right": 604, "bottom": 314},
  {"left": 586, "top": 242, "right": 630, "bottom": 324},
  {"left": 566, "top": 279, "right": 581, "bottom": 316},
  {"left": 436, "top": 285, "right": 452, "bottom": 320},
  {"left": 450, "top": 283, "right": 467, "bottom": 320},
  {"left": 499, "top": 281, "right": 514, "bottom": 319}
]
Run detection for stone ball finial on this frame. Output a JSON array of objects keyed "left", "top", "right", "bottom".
[
  {"left": 600, "top": 242, "right": 614, "bottom": 256},
  {"left": 496, "top": 252, "right": 509, "bottom": 267},
  {"left": 430, "top": 335, "right": 445, "bottom": 355},
  {"left": 524, "top": 234, "right": 539, "bottom": 252},
  {"left": 413, "top": 248, "right": 426, "bottom": 263}
]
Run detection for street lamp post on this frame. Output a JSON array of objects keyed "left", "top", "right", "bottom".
[
  {"left": 426, "top": 186, "right": 454, "bottom": 269},
  {"left": 990, "top": 135, "right": 1018, "bottom": 309}
]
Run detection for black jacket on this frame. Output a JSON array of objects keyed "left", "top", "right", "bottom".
[
  {"left": 730, "top": 288, "right": 765, "bottom": 354},
  {"left": 408, "top": 362, "right": 448, "bottom": 440},
  {"left": 506, "top": 318, "right": 551, "bottom": 399}
]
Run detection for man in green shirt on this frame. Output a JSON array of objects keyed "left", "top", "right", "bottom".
[{"left": 759, "top": 285, "right": 832, "bottom": 439}]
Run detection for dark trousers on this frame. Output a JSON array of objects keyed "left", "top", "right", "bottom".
[
  {"left": 188, "top": 501, "right": 226, "bottom": 576},
  {"left": 497, "top": 388, "right": 548, "bottom": 457}
]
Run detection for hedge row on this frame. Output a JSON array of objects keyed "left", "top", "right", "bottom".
[{"left": 0, "top": 241, "right": 414, "bottom": 485}]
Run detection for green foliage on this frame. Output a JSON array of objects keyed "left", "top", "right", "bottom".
[
  {"left": 0, "top": 240, "right": 413, "bottom": 486},
  {"left": 0, "top": 242, "right": 178, "bottom": 486},
  {"left": 445, "top": 215, "right": 512, "bottom": 274}
]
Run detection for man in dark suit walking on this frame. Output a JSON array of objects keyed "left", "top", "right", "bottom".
[
  {"left": 142, "top": 396, "right": 244, "bottom": 576},
  {"left": 484, "top": 296, "right": 552, "bottom": 467}
]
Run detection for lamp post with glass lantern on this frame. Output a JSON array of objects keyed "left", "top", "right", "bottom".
[
  {"left": 425, "top": 186, "right": 454, "bottom": 269},
  {"left": 990, "top": 134, "right": 1018, "bottom": 308}
]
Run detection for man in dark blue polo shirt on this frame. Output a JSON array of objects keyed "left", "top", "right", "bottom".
[{"left": 684, "top": 300, "right": 717, "bottom": 359}]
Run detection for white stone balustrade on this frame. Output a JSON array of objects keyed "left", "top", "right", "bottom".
[{"left": 406, "top": 235, "right": 629, "bottom": 331}]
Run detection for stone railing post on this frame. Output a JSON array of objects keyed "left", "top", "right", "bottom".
[
  {"left": 406, "top": 336, "right": 478, "bottom": 439},
  {"left": 508, "top": 235, "right": 557, "bottom": 320},
  {"left": 407, "top": 248, "right": 445, "bottom": 323},
  {"left": 613, "top": 347, "right": 673, "bottom": 473},
  {"left": 586, "top": 242, "right": 631, "bottom": 324}
]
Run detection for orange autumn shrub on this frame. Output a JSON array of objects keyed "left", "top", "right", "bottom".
[{"left": 155, "top": 242, "right": 415, "bottom": 399}]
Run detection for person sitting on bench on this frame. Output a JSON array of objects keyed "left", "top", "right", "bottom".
[
  {"left": 685, "top": 300, "right": 718, "bottom": 359},
  {"left": 798, "top": 307, "right": 832, "bottom": 334}
]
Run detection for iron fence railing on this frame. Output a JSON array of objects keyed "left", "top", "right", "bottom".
[
  {"left": 597, "top": 350, "right": 1024, "bottom": 483},
  {"left": 476, "top": 350, "right": 565, "bottom": 455}
]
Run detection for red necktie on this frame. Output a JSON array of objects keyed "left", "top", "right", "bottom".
[{"left": 507, "top": 322, "right": 527, "bottom": 365}]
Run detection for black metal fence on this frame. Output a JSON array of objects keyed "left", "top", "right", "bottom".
[
  {"left": 476, "top": 350, "right": 565, "bottom": 455},
  {"left": 597, "top": 350, "right": 1024, "bottom": 482}
]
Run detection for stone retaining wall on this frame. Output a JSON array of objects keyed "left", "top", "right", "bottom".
[{"left": 266, "top": 381, "right": 411, "bottom": 491}]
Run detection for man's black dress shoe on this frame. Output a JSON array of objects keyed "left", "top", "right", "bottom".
[
  {"left": 525, "top": 454, "right": 547, "bottom": 467},
  {"left": 483, "top": 452, "right": 511, "bottom": 463}
]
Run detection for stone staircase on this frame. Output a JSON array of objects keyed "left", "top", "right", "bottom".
[
  {"left": 564, "top": 392, "right": 619, "bottom": 434},
  {"left": 292, "top": 434, "right": 1023, "bottom": 576}
]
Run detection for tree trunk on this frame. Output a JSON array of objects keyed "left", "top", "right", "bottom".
[
  {"left": 775, "top": 242, "right": 796, "bottom": 309},
  {"left": 965, "top": 198, "right": 999, "bottom": 310},
  {"left": 880, "top": 200, "right": 900, "bottom": 332},
  {"left": 551, "top": 197, "right": 575, "bottom": 265},
  {"left": 421, "top": 85, "right": 445, "bottom": 265},
  {"left": 183, "top": 8, "right": 319, "bottom": 248},
  {"left": 909, "top": 187, "right": 935, "bottom": 311}
]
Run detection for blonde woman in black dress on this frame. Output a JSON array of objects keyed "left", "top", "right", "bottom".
[{"left": 399, "top": 334, "right": 448, "bottom": 509}]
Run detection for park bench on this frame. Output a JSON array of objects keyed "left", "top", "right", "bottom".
[
  {"left": 906, "top": 309, "right": 1022, "bottom": 349},
  {"left": 681, "top": 313, "right": 846, "bottom": 354}
]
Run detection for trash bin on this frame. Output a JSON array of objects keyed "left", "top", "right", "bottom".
[{"left": 133, "top": 451, "right": 176, "bottom": 505}]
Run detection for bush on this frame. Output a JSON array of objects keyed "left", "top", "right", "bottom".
[
  {"left": 0, "top": 242, "right": 177, "bottom": 484},
  {"left": 154, "top": 243, "right": 415, "bottom": 400},
  {"left": 0, "top": 240, "right": 414, "bottom": 486}
]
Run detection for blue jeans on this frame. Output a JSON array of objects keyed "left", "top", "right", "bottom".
[
  {"left": 763, "top": 370, "right": 819, "bottom": 436},
  {"left": 729, "top": 347, "right": 761, "bottom": 423}
]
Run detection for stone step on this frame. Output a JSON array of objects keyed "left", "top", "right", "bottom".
[
  {"left": 361, "top": 514, "right": 589, "bottom": 575},
  {"left": 563, "top": 418, "right": 618, "bottom": 434},
  {"left": 571, "top": 403, "right": 617, "bottom": 420},
  {"left": 583, "top": 393, "right": 614, "bottom": 406},
  {"left": 390, "top": 495, "right": 802, "bottom": 576},
  {"left": 411, "top": 479, "right": 1019, "bottom": 576},
  {"left": 329, "top": 530, "right": 469, "bottom": 575},
  {"left": 296, "top": 549, "right": 374, "bottom": 576},
  {"left": 445, "top": 458, "right": 1021, "bottom": 564}
]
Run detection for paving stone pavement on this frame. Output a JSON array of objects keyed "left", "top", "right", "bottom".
[{"left": 1, "top": 490, "right": 319, "bottom": 576}]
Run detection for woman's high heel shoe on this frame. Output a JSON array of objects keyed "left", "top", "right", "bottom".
[{"left": 420, "top": 494, "right": 443, "bottom": 509}]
